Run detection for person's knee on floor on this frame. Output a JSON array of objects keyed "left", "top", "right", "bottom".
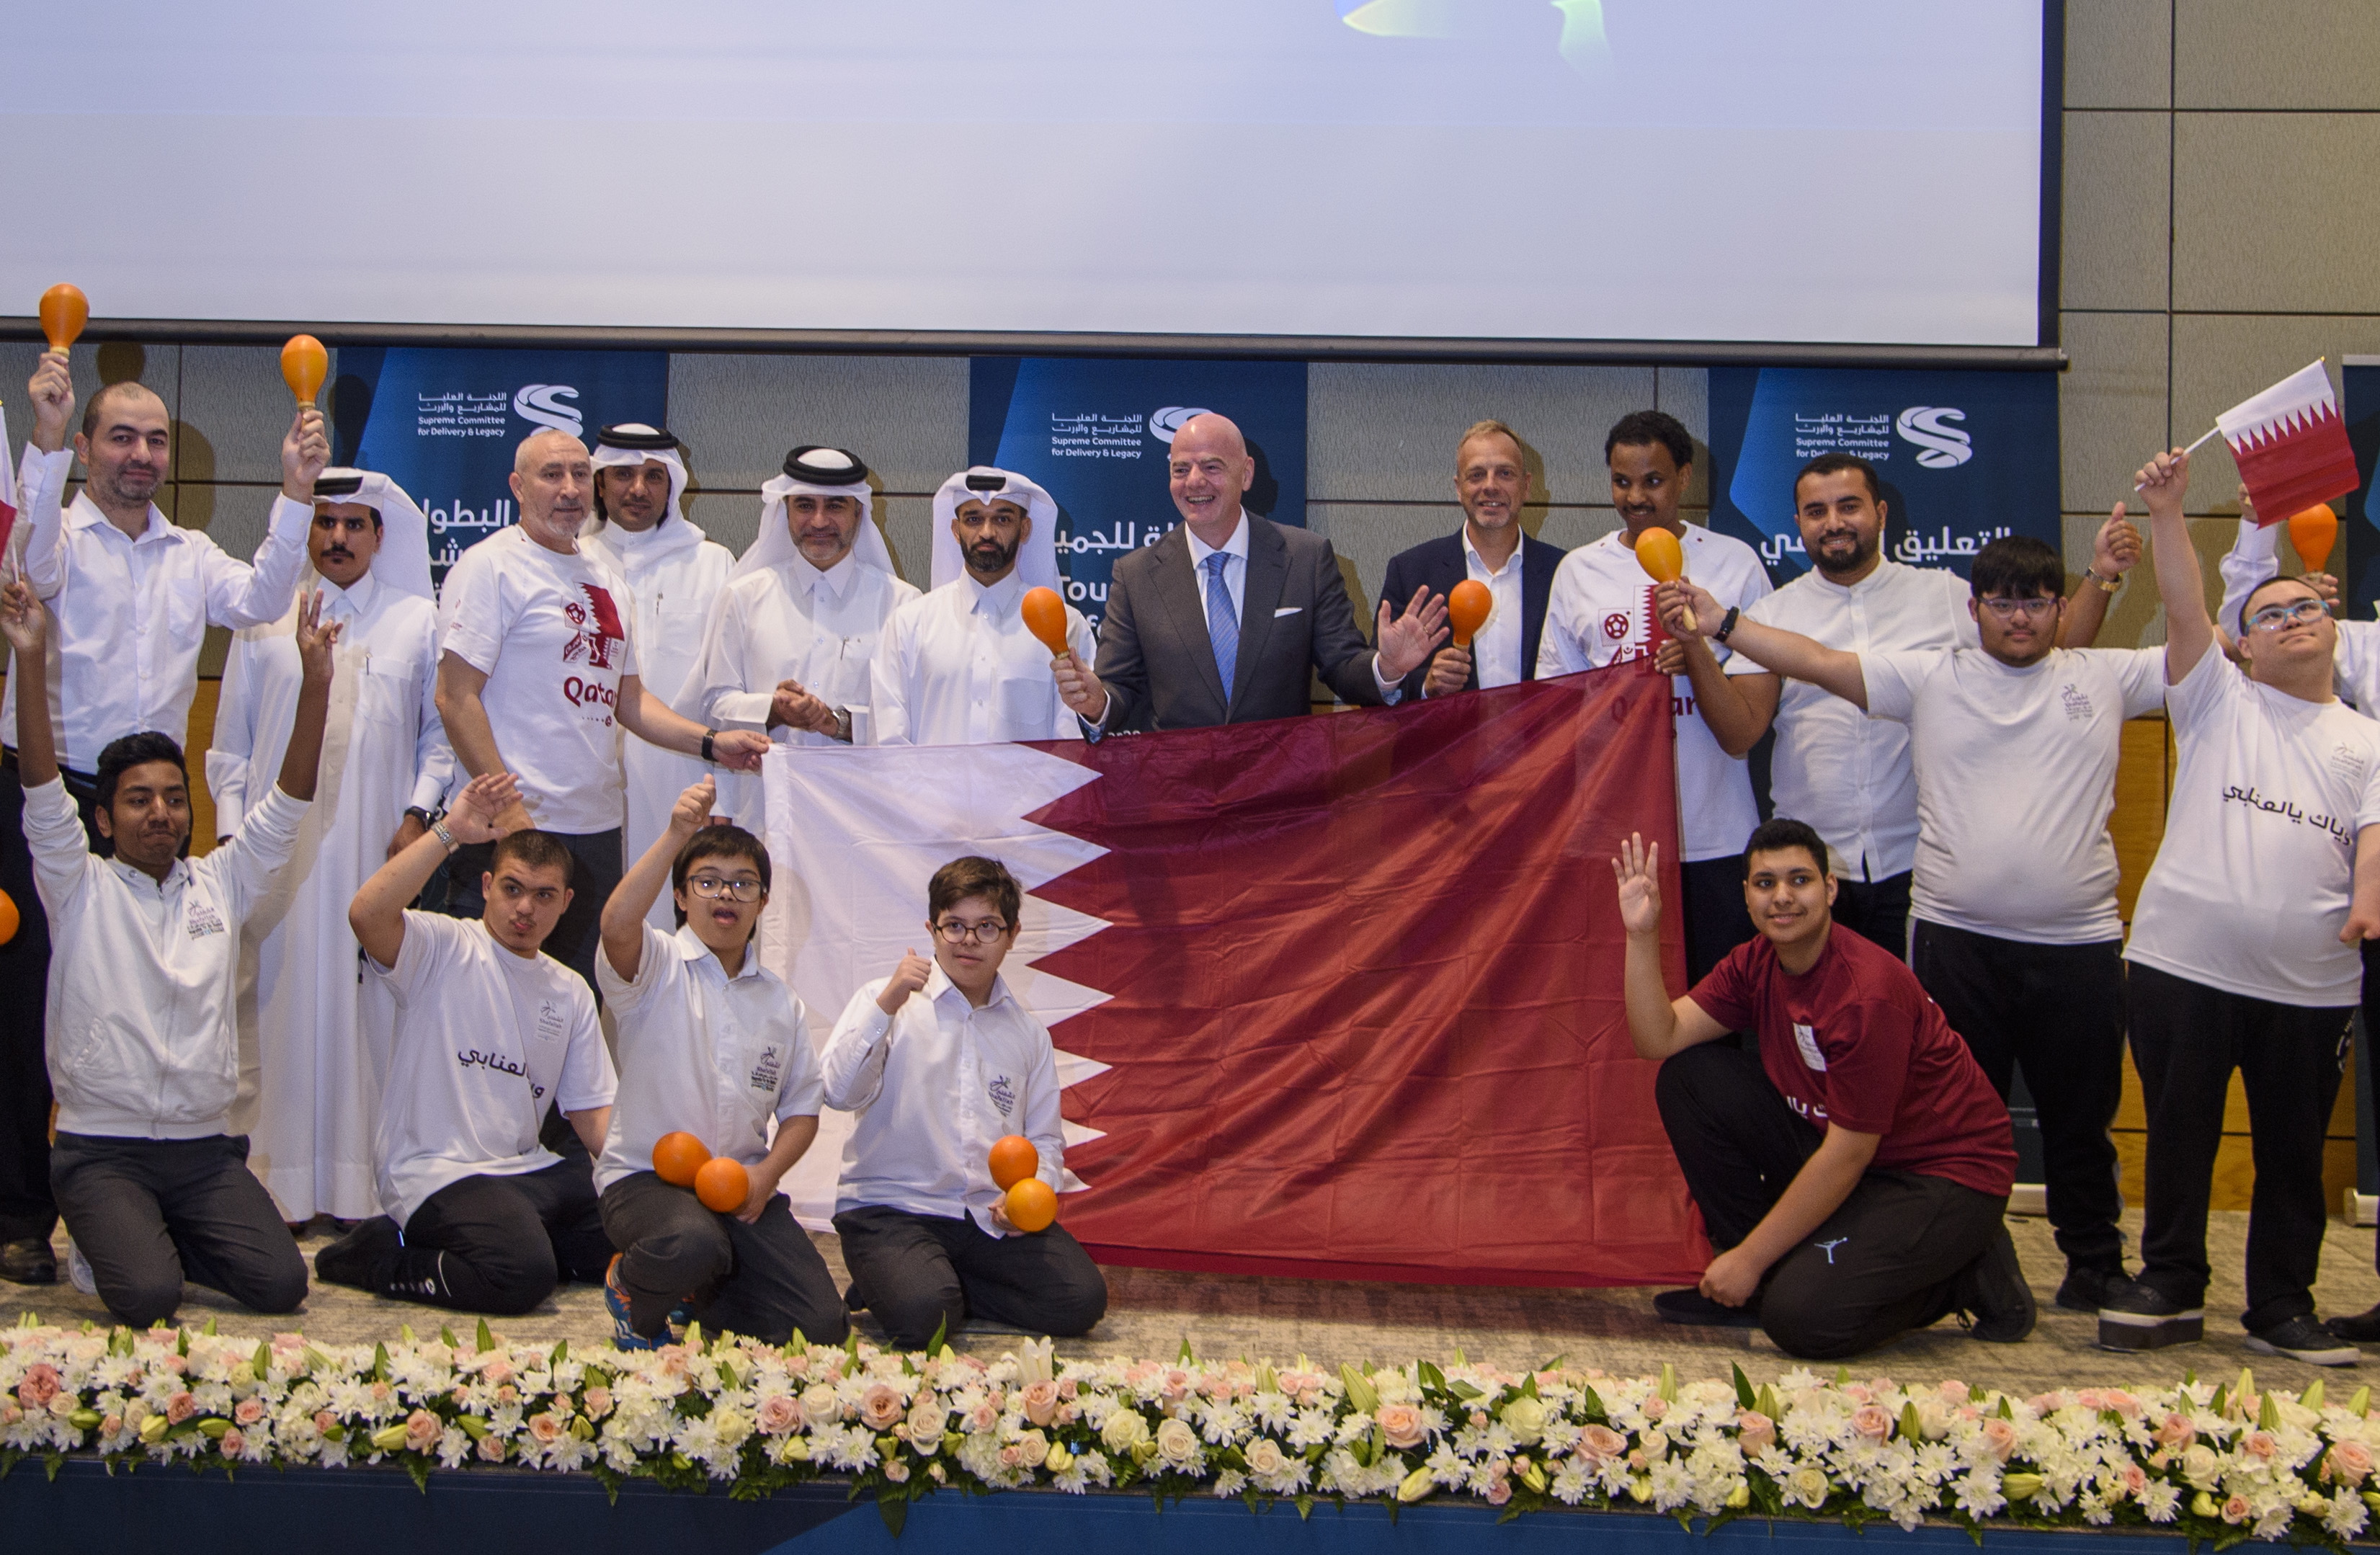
[
  {"left": 99, "top": 1259, "right": 188, "bottom": 1331},
  {"left": 873, "top": 1273, "right": 965, "bottom": 1351}
]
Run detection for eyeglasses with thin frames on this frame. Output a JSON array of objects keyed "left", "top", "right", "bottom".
[
  {"left": 932, "top": 918, "right": 1011, "bottom": 945},
  {"left": 687, "top": 875, "right": 763, "bottom": 902},
  {"left": 1977, "top": 595, "right": 2060, "bottom": 620}
]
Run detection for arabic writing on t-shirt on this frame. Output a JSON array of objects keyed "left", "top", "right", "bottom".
[
  {"left": 2221, "top": 783, "right": 2353, "bottom": 845},
  {"left": 458, "top": 1046, "right": 546, "bottom": 1100}
]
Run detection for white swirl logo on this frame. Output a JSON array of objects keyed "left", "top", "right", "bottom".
[
  {"left": 1149, "top": 406, "right": 1213, "bottom": 445},
  {"left": 1895, "top": 406, "right": 1971, "bottom": 468},
  {"left": 513, "top": 384, "right": 584, "bottom": 436}
]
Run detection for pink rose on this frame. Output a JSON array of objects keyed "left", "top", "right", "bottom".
[
  {"left": 1485, "top": 1478, "right": 1512, "bottom": 1506},
  {"left": 1850, "top": 1405, "right": 1892, "bottom": 1444},
  {"left": 1842, "top": 1384, "right": 1872, "bottom": 1406},
  {"left": 481, "top": 1358, "right": 514, "bottom": 1386},
  {"left": 1058, "top": 1378, "right": 1079, "bottom": 1401},
  {"left": 885, "top": 1460, "right": 910, "bottom": 1483},
  {"left": 1736, "top": 1410, "right": 1775, "bottom": 1456},
  {"left": 2221, "top": 1494, "right": 2250, "bottom": 1525},
  {"left": 314, "top": 1409, "right": 339, "bottom": 1435},
  {"left": 1377, "top": 1403, "right": 1425, "bottom": 1450},
  {"left": 495, "top": 1386, "right": 519, "bottom": 1407},
  {"left": 166, "top": 1391, "right": 197, "bottom": 1425},
  {"left": 1981, "top": 1418, "right": 2018, "bottom": 1463},
  {"left": 2157, "top": 1412, "right": 2195, "bottom": 1450},
  {"left": 581, "top": 1387, "right": 613, "bottom": 1420},
  {"left": 478, "top": 1434, "right": 507, "bottom": 1463},
  {"left": 100, "top": 1414, "right": 122, "bottom": 1439},
  {"left": 2327, "top": 1440, "right": 2374, "bottom": 1487},
  {"left": 527, "top": 1412, "right": 563, "bottom": 1444},
  {"left": 999, "top": 1443, "right": 1025, "bottom": 1469},
  {"left": 964, "top": 1402, "right": 999, "bottom": 1433},
  {"left": 861, "top": 1383, "right": 905, "bottom": 1430},
  {"left": 1640, "top": 1396, "right": 1668, "bottom": 1421},
  {"left": 657, "top": 1346, "right": 690, "bottom": 1378},
  {"left": 2245, "top": 1431, "right": 2277, "bottom": 1461},
  {"left": 2077, "top": 1389, "right": 2106, "bottom": 1412},
  {"left": 1022, "top": 1381, "right": 1059, "bottom": 1427},
  {"left": 404, "top": 1409, "right": 441, "bottom": 1452},
  {"left": 786, "top": 1353, "right": 812, "bottom": 1378},
  {"left": 1579, "top": 1425, "right": 1628, "bottom": 1463},
  {"left": 370, "top": 1381, "right": 391, "bottom": 1402},
  {"left": 1, "top": 1405, "right": 19, "bottom": 1427},
  {"left": 1937, "top": 1381, "right": 1969, "bottom": 1402},
  {"left": 2120, "top": 1464, "right": 2147, "bottom": 1498},
  {"left": 233, "top": 1398, "right": 264, "bottom": 1426},
  {"left": 1161, "top": 1369, "right": 1191, "bottom": 1403},
  {"left": 1057, "top": 1404, "right": 1080, "bottom": 1426},
  {"left": 17, "top": 1362, "right": 60, "bottom": 1409},
  {"left": 757, "top": 1394, "right": 803, "bottom": 1435},
  {"left": 219, "top": 1428, "right": 244, "bottom": 1457},
  {"left": 2104, "top": 1390, "right": 2142, "bottom": 1420}
]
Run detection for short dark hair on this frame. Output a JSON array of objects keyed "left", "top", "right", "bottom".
[
  {"left": 927, "top": 855, "right": 1021, "bottom": 927},
  {"left": 1793, "top": 453, "right": 1881, "bottom": 505},
  {"left": 1604, "top": 410, "right": 1695, "bottom": 471},
  {"left": 491, "top": 829, "right": 574, "bottom": 886},
  {"left": 1969, "top": 535, "right": 2064, "bottom": 601},
  {"left": 2237, "top": 576, "right": 2322, "bottom": 638},
  {"left": 95, "top": 731, "right": 187, "bottom": 811},
  {"left": 1742, "top": 817, "right": 1829, "bottom": 879},
  {"left": 669, "top": 824, "right": 771, "bottom": 930},
  {"left": 80, "top": 381, "right": 164, "bottom": 442}
]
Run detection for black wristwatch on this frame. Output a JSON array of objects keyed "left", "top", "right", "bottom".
[
  {"left": 1713, "top": 605, "right": 1742, "bottom": 643},
  {"left": 700, "top": 729, "right": 718, "bottom": 763},
  {"left": 404, "top": 806, "right": 437, "bottom": 828}
]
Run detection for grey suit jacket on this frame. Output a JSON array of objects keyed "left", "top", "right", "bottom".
[{"left": 1093, "top": 514, "right": 1383, "bottom": 731}]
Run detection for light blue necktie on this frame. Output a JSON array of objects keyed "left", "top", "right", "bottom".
[{"left": 1203, "top": 551, "right": 1239, "bottom": 704}]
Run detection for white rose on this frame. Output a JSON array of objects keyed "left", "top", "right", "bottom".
[
  {"left": 907, "top": 1398, "right": 946, "bottom": 1450},
  {"left": 801, "top": 1383, "right": 840, "bottom": 1421},
  {"left": 1502, "top": 1396, "right": 1548, "bottom": 1445},
  {"left": 1155, "top": 1417, "right": 1202, "bottom": 1468},
  {"left": 1245, "top": 1438, "right": 1288, "bottom": 1477},
  {"left": 1102, "top": 1408, "right": 1151, "bottom": 1453}
]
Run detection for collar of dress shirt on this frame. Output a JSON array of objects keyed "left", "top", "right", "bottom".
[
  {"left": 1809, "top": 556, "right": 1899, "bottom": 597},
  {"left": 964, "top": 570, "right": 1026, "bottom": 616},
  {"left": 923, "top": 960, "right": 1015, "bottom": 1015},
  {"left": 794, "top": 548, "right": 859, "bottom": 602},
  {"left": 1183, "top": 509, "right": 1250, "bottom": 570},
  {"left": 1461, "top": 525, "right": 1522, "bottom": 579},
  {"left": 68, "top": 490, "right": 169, "bottom": 544},
  {"left": 671, "top": 920, "right": 760, "bottom": 981},
  {"left": 318, "top": 569, "right": 380, "bottom": 619},
  {"left": 108, "top": 854, "right": 189, "bottom": 894}
]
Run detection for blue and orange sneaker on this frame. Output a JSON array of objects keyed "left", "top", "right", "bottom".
[{"left": 605, "top": 1255, "right": 661, "bottom": 1351}]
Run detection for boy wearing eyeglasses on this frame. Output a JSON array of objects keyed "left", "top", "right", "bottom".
[
  {"left": 1659, "top": 534, "right": 2165, "bottom": 1322},
  {"left": 590, "top": 777, "right": 844, "bottom": 1349},
  {"left": 821, "top": 855, "right": 1107, "bottom": 1350}
]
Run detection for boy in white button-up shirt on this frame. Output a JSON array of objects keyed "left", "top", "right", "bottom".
[
  {"left": 593, "top": 778, "right": 845, "bottom": 1348},
  {"left": 4, "top": 581, "right": 335, "bottom": 1327},
  {"left": 822, "top": 857, "right": 1106, "bottom": 1350}
]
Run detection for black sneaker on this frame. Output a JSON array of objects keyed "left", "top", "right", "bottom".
[
  {"left": 314, "top": 1216, "right": 402, "bottom": 1290},
  {"left": 1951, "top": 1226, "right": 2036, "bottom": 1342},
  {"left": 2096, "top": 1276, "right": 2205, "bottom": 1350},
  {"left": 2055, "top": 1262, "right": 2126, "bottom": 1314},
  {"left": 2327, "top": 1304, "right": 2380, "bottom": 1345},
  {"left": 2247, "top": 1315, "right": 2361, "bottom": 1368},
  {"left": 1652, "top": 1288, "right": 1760, "bottom": 1327},
  {"left": 0, "top": 1236, "right": 56, "bottom": 1286}
]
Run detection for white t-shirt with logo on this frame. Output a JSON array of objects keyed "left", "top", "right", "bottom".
[
  {"left": 439, "top": 528, "right": 641, "bottom": 835},
  {"left": 2126, "top": 648, "right": 2380, "bottom": 1007},
  {"left": 1863, "top": 646, "right": 2165, "bottom": 944},
  {"left": 1537, "top": 526, "right": 1773, "bottom": 861},
  {"left": 370, "top": 912, "right": 617, "bottom": 1226}
]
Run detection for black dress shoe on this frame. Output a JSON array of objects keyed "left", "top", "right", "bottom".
[
  {"left": 1, "top": 1237, "right": 58, "bottom": 1285},
  {"left": 2326, "top": 1304, "right": 2380, "bottom": 1344},
  {"left": 2054, "top": 1262, "right": 2126, "bottom": 1314}
]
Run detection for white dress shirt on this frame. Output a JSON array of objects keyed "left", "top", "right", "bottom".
[
  {"left": 5, "top": 445, "right": 312, "bottom": 770},
  {"left": 1537, "top": 525, "right": 1773, "bottom": 861},
  {"left": 1723, "top": 558, "right": 1976, "bottom": 879},
  {"left": 1457, "top": 528, "right": 1526, "bottom": 692},
  {"left": 593, "top": 923, "right": 825, "bottom": 1193},
  {"left": 29, "top": 778, "right": 307, "bottom": 1140},
  {"left": 872, "top": 571, "right": 1097, "bottom": 746},
  {"left": 821, "top": 966, "right": 1064, "bottom": 1234}
]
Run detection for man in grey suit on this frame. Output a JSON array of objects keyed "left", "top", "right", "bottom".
[{"left": 1055, "top": 414, "right": 1445, "bottom": 731}]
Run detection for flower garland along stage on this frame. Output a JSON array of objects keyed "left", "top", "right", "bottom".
[{"left": 6, "top": 1316, "right": 2380, "bottom": 1547}]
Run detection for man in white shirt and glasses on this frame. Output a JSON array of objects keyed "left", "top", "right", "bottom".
[{"left": 0, "top": 352, "right": 320, "bottom": 1286}]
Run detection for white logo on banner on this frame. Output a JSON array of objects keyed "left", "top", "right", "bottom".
[
  {"left": 1148, "top": 406, "right": 1213, "bottom": 444},
  {"left": 1896, "top": 406, "right": 1973, "bottom": 468},
  {"left": 513, "top": 384, "right": 584, "bottom": 436}
]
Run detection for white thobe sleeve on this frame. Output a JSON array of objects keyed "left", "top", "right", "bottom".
[{"left": 205, "top": 636, "right": 261, "bottom": 837}]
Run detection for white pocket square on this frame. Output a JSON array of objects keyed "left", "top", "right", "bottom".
[{"left": 1273, "top": 606, "right": 1303, "bottom": 618}]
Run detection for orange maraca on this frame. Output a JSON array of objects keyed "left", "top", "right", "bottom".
[
  {"left": 1447, "top": 579, "right": 1492, "bottom": 649},
  {"left": 38, "top": 284, "right": 87, "bottom": 356},
  {"left": 0, "top": 889, "right": 18, "bottom": 948},
  {"left": 1021, "top": 586, "right": 1069, "bottom": 657},
  {"left": 694, "top": 1156, "right": 750, "bottom": 1213},
  {"left": 280, "top": 334, "right": 329, "bottom": 409},
  {"left": 2289, "top": 504, "right": 2339, "bottom": 576},
  {"left": 1633, "top": 526, "right": 1695, "bottom": 633},
  {"left": 652, "top": 1130, "right": 710, "bottom": 1188},
  {"left": 989, "top": 1134, "right": 1039, "bottom": 1191},
  {"left": 1004, "top": 1177, "right": 1057, "bottom": 1233}
]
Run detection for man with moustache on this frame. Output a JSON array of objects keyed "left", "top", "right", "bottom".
[
  {"left": 208, "top": 470, "right": 454, "bottom": 1226},
  {"left": 0, "top": 354, "right": 321, "bottom": 1286},
  {"left": 873, "top": 468, "right": 1095, "bottom": 745},
  {"left": 1053, "top": 412, "right": 1444, "bottom": 731},
  {"left": 1378, "top": 419, "right": 1566, "bottom": 698}
]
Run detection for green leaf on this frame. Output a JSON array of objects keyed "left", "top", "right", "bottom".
[
  {"left": 1579, "top": 1385, "right": 1607, "bottom": 1422},
  {"left": 2303, "top": 1378, "right": 2326, "bottom": 1412},
  {"left": 551, "top": 1340, "right": 568, "bottom": 1368},
  {"left": 877, "top": 1492, "right": 907, "bottom": 1537},
  {"left": 1452, "top": 1347, "right": 1468, "bottom": 1368},
  {"left": 440, "top": 1326, "right": 458, "bottom": 1349},
  {"left": 1755, "top": 1384, "right": 1780, "bottom": 1420},
  {"left": 2258, "top": 1391, "right": 2281, "bottom": 1431},
  {"left": 476, "top": 1318, "right": 495, "bottom": 1353},
  {"left": 1417, "top": 1360, "right": 1446, "bottom": 1393},
  {"left": 400, "top": 1324, "right": 416, "bottom": 1345},
  {"left": 1294, "top": 1493, "right": 1315, "bottom": 1521},
  {"left": 2210, "top": 1384, "right": 2229, "bottom": 1417},
  {"left": 1899, "top": 1402, "right": 1922, "bottom": 1441},
  {"left": 1179, "top": 1336, "right": 1196, "bottom": 1365},
  {"left": 1520, "top": 1372, "right": 1540, "bottom": 1401},
  {"left": 1997, "top": 1397, "right": 2014, "bottom": 1420},
  {"left": 1732, "top": 1364, "right": 1757, "bottom": 1412},
  {"left": 372, "top": 1342, "right": 391, "bottom": 1382},
  {"left": 1448, "top": 1380, "right": 1483, "bottom": 1402},
  {"left": 1658, "top": 1363, "right": 1678, "bottom": 1403},
  {"left": 2350, "top": 1386, "right": 2372, "bottom": 1417},
  {"left": 202, "top": 1316, "right": 217, "bottom": 1337},
  {"left": 1340, "top": 1363, "right": 1380, "bottom": 1415},
  {"left": 252, "top": 1340, "right": 272, "bottom": 1375},
  {"left": 925, "top": 1315, "right": 948, "bottom": 1357},
  {"left": 1833, "top": 1365, "right": 1849, "bottom": 1386}
]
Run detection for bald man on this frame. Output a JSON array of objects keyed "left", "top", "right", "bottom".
[
  {"left": 1055, "top": 414, "right": 1445, "bottom": 731},
  {"left": 0, "top": 353, "right": 320, "bottom": 1286}
]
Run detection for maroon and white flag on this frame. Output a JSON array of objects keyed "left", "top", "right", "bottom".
[
  {"left": 2216, "top": 360, "right": 2361, "bottom": 525},
  {"left": 763, "top": 667, "right": 1708, "bottom": 1288}
]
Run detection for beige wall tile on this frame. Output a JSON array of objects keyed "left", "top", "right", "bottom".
[
  {"left": 1308, "top": 363, "right": 1656, "bottom": 507},
  {"left": 2174, "top": 114, "right": 2380, "bottom": 313},
  {"left": 2059, "top": 112, "right": 2171, "bottom": 312},
  {"left": 2067, "top": 0, "right": 2172, "bottom": 108},
  {"left": 2059, "top": 310, "right": 2170, "bottom": 512},
  {"left": 2176, "top": 0, "right": 2380, "bottom": 108},
  {"left": 177, "top": 344, "right": 309, "bottom": 486},
  {"left": 668, "top": 354, "right": 967, "bottom": 496}
]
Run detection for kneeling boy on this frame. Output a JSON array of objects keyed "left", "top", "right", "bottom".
[{"left": 823, "top": 856, "right": 1106, "bottom": 1350}]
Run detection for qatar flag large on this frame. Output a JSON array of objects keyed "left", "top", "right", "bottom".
[{"left": 762, "top": 665, "right": 1708, "bottom": 1288}]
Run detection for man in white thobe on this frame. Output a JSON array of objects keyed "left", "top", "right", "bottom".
[
  {"left": 873, "top": 467, "right": 1095, "bottom": 745},
  {"left": 208, "top": 470, "right": 454, "bottom": 1224},
  {"left": 685, "top": 445, "right": 919, "bottom": 829},
  {"left": 581, "top": 423, "right": 734, "bottom": 929}
]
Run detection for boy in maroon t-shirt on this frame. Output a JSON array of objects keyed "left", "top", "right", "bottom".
[{"left": 1615, "top": 816, "right": 2031, "bottom": 1358}]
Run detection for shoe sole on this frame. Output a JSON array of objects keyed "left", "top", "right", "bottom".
[
  {"left": 2244, "top": 1334, "right": 2361, "bottom": 1368},
  {"left": 2095, "top": 1308, "right": 2205, "bottom": 1350}
]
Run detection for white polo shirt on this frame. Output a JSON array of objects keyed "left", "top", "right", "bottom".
[
  {"left": 593, "top": 922, "right": 825, "bottom": 1193},
  {"left": 370, "top": 912, "right": 616, "bottom": 1226},
  {"left": 1726, "top": 559, "right": 1976, "bottom": 880},
  {"left": 1538, "top": 525, "right": 1773, "bottom": 861}
]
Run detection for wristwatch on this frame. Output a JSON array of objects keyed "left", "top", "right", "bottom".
[
  {"left": 700, "top": 728, "right": 718, "bottom": 763},
  {"left": 430, "top": 819, "right": 460, "bottom": 855},
  {"left": 1713, "top": 605, "right": 1742, "bottom": 643},
  {"left": 2082, "top": 567, "right": 2123, "bottom": 594},
  {"left": 832, "top": 707, "right": 854, "bottom": 744},
  {"left": 404, "top": 805, "right": 437, "bottom": 829}
]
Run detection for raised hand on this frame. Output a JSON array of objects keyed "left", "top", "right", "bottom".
[
  {"left": 2134, "top": 447, "right": 2189, "bottom": 517},
  {"left": 1422, "top": 646, "right": 1471, "bottom": 698},
  {"left": 446, "top": 772, "right": 523, "bottom": 845},
  {"left": 0, "top": 579, "right": 45, "bottom": 657},
  {"left": 2094, "top": 503, "right": 2143, "bottom": 577},
  {"left": 1610, "top": 831, "right": 1662, "bottom": 937},
  {"left": 875, "top": 947, "right": 935, "bottom": 1014},
  {"left": 1375, "top": 587, "right": 1450, "bottom": 681},
  {"left": 292, "top": 590, "right": 342, "bottom": 685},
  {"left": 669, "top": 776, "right": 718, "bottom": 835},
  {"left": 28, "top": 352, "right": 73, "bottom": 453},
  {"left": 281, "top": 405, "right": 331, "bottom": 502},
  {"left": 1051, "top": 647, "right": 1107, "bottom": 723}
]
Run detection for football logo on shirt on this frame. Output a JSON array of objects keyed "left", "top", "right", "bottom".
[
  {"left": 563, "top": 584, "right": 626, "bottom": 671},
  {"left": 1602, "top": 612, "right": 1631, "bottom": 641},
  {"left": 1793, "top": 1022, "right": 1827, "bottom": 1072}
]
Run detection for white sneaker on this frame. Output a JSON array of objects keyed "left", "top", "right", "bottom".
[{"left": 66, "top": 1237, "right": 94, "bottom": 1296}]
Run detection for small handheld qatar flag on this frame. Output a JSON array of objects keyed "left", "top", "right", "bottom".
[
  {"left": 0, "top": 411, "right": 17, "bottom": 560},
  {"left": 2214, "top": 360, "right": 2362, "bottom": 527}
]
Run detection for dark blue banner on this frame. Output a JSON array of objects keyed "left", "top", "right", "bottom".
[
  {"left": 967, "top": 357, "right": 1308, "bottom": 630},
  {"left": 332, "top": 347, "right": 669, "bottom": 589},
  {"left": 1706, "top": 367, "right": 2060, "bottom": 584},
  {"left": 2342, "top": 359, "right": 2380, "bottom": 620}
]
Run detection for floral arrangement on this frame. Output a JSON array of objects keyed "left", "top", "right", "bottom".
[{"left": 6, "top": 1314, "right": 2380, "bottom": 1546}]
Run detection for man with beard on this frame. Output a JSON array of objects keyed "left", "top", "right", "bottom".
[
  {"left": 1657, "top": 527, "right": 2158, "bottom": 1320},
  {"left": 0, "top": 354, "right": 319, "bottom": 1286},
  {"left": 873, "top": 468, "right": 1095, "bottom": 745}
]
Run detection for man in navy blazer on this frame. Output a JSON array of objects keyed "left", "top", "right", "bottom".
[
  {"left": 1055, "top": 414, "right": 1445, "bottom": 731},
  {"left": 1380, "top": 419, "right": 1566, "bottom": 700}
]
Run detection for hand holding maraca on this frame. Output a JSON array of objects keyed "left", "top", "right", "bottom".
[
  {"left": 988, "top": 1134, "right": 1057, "bottom": 1234},
  {"left": 281, "top": 406, "right": 331, "bottom": 502},
  {"left": 1654, "top": 577, "right": 1724, "bottom": 641},
  {"left": 27, "top": 347, "right": 73, "bottom": 455}
]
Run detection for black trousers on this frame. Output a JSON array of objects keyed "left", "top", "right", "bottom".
[
  {"left": 1832, "top": 870, "right": 1912, "bottom": 961},
  {"left": 50, "top": 1132, "right": 307, "bottom": 1328},
  {"left": 0, "top": 762, "right": 101, "bottom": 1247},
  {"left": 601, "top": 1170, "right": 847, "bottom": 1345},
  {"left": 2127, "top": 962, "right": 2350, "bottom": 1330},
  {"left": 1654, "top": 1042, "right": 2010, "bottom": 1360},
  {"left": 385, "top": 1160, "right": 614, "bottom": 1316},
  {"left": 1911, "top": 920, "right": 2126, "bottom": 1270},
  {"left": 2364, "top": 940, "right": 2380, "bottom": 1276},
  {"left": 1680, "top": 856, "right": 1757, "bottom": 986},
  {"left": 834, "top": 1204, "right": 1108, "bottom": 1352}
]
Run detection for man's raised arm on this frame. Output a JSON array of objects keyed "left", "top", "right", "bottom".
[
  {"left": 1655, "top": 579, "right": 1871, "bottom": 710},
  {"left": 2136, "top": 448, "right": 2211, "bottom": 684},
  {"left": 349, "top": 772, "right": 520, "bottom": 969},
  {"left": 1613, "top": 832, "right": 1729, "bottom": 1061}
]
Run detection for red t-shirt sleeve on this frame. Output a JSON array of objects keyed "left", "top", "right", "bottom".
[
  {"left": 1683, "top": 941, "right": 1759, "bottom": 1034},
  {"left": 1815, "top": 994, "right": 1914, "bottom": 1136}
]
